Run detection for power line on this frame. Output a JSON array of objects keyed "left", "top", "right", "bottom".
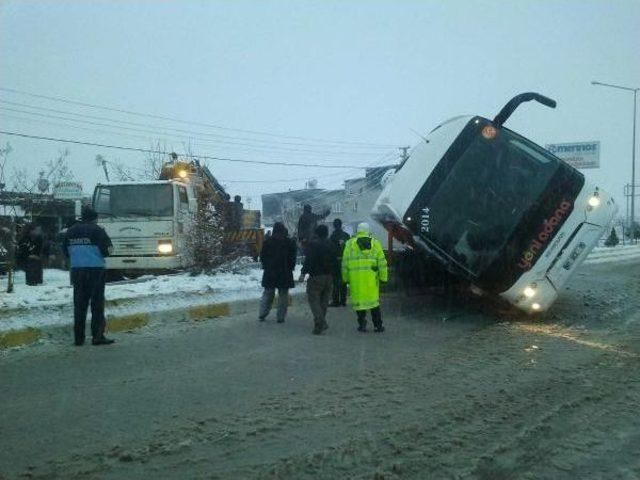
[
  {"left": 0, "top": 111, "right": 186, "bottom": 147},
  {"left": 296, "top": 172, "right": 390, "bottom": 206},
  {"left": 0, "top": 99, "right": 391, "bottom": 155},
  {"left": 273, "top": 152, "right": 399, "bottom": 204},
  {"left": 1, "top": 111, "right": 391, "bottom": 162},
  {"left": 0, "top": 130, "right": 362, "bottom": 170},
  {"left": 0, "top": 106, "right": 383, "bottom": 157},
  {"left": 220, "top": 150, "right": 398, "bottom": 186},
  {"left": 191, "top": 148, "right": 396, "bottom": 189},
  {"left": 0, "top": 120, "right": 393, "bottom": 188},
  {"left": 0, "top": 86, "right": 399, "bottom": 149}
]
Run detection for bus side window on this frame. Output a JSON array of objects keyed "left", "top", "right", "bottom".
[{"left": 178, "top": 186, "right": 189, "bottom": 212}]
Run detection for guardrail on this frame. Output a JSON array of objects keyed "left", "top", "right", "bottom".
[{"left": 585, "top": 244, "right": 640, "bottom": 265}]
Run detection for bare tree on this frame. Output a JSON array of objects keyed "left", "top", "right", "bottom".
[
  {"left": 10, "top": 167, "right": 32, "bottom": 192},
  {"left": 93, "top": 140, "right": 185, "bottom": 184},
  {"left": 45, "top": 149, "right": 74, "bottom": 186},
  {"left": 111, "top": 159, "right": 137, "bottom": 182},
  {"left": 182, "top": 139, "right": 197, "bottom": 163},
  {"left": 10, "top": 149, "right": 74, "bottom": 193},
  {"left": 143, "top": 140, "right": 169, "bottom": 180},
  {"left": 184, "top": 190, "right": 224, "bottom": 274}
]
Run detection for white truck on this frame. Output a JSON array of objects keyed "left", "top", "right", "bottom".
[
  {"left": 372, "top": 93, "right": 617, "bottom": 313},
  {"left": 93, "top": 179, "right": 196, "bottom": 273},
  {"left": 92, "top": 159, "right": 262, "bottom": 276}
]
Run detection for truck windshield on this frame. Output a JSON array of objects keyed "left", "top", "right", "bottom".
[
  {"left": 93, "top": 184, "right": 174, "bottom": 217},
  {"left": 410, "top": 118, "right": 584, "bottom": 290}
]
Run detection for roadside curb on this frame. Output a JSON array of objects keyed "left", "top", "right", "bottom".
[
  {"left": 0, "top": 327, "right": 43, "bottom": 349},
  {"left": 1, "top": 291, "right": 304, "bottom": 350}
]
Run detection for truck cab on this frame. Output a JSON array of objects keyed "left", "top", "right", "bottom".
[{"left": 93, "top": 180, "right": 196, "bottom": 273}]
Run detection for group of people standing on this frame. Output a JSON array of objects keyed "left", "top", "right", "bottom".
[
  {"left": 258, "top": 204, "right": 388, "bottom": 335},
  {"left": 15, "top": 202, "right": 387, "bottom": 345}
]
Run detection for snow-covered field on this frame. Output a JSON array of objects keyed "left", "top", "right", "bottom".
[
  {"left": 585, "top": 244, "right": 640, "bottom": 264},
  {"left": 1, "top": 267, "right": 265, "bottom": 311},
  {"left": 0, "top": 261, "right": 303, "bottom": 332}
]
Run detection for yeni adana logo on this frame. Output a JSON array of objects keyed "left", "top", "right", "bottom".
[{"left": 518, "top": 200, "right": 572, "bottom": 270}]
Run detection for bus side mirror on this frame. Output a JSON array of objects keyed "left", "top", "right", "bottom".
[{"left": 493, "top": 92, "right": 557, "bottom": 126}]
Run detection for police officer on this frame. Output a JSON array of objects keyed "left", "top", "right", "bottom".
[
  {"left": 341, "top": 223, "right": 388, "bottom": 333},
  {"left": 63, "top": 206, "right": 114, "bottom": 346}
]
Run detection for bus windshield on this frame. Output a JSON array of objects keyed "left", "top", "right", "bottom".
[
  {"left": 413, "top": 119, "right": 584, "bottom": 290},
  {"left": 93, "top": 184, "right": 174, "bottom": 218}
]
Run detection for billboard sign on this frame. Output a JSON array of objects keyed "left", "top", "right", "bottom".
[
  {"left": 545, "top": 141, "right": 600, "bottom": 169},
  {"left": 53, "top": 181, "right": 83, "bottom": 200}
]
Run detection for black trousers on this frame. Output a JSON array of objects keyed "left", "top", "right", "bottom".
[
  {"left": 356, "top": 306, "right": 383, "bottom": 329},
  {"left": 25, "top": 258, "right": 43, "bottom": 286},
  {"left": 72, "top": 268, "right": 106, "bottom": 344},
  {"left": 332, "top": 271, "right": 347, "bottom": 305}
]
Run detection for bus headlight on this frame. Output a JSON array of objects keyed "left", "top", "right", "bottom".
[
  {"left": 157, "top": 240, "right": 173, "bottom": 254},
  {"left": 588, "top": 196, "right": 601, "bottom": 208},
  {"left": 177, "top": 169, "right": 188, "bottom": 179},
  {"left": 523, "top": 285, "right": 537, "bottom": 298},
  {"left": 531, "top": 302, "right": 541, "bottom": 311}
]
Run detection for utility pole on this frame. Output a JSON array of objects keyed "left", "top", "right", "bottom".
[
  {"left": 634, "top": 88, "right": 638, "bottom": 242},
  {"left": 592, "top": 80, "right": 639, "bottom": 243}
]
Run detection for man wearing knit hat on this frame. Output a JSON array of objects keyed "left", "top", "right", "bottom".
[
  {"left": 341, "top": 222, "right": 388, "bottom": 332},
  {"left": 63, "top": 205, "right": 114, "bottom": 346}
]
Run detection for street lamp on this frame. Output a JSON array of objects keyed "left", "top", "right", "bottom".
[{"left": 591, "top": 80, "right": 639, "bottom": 242}]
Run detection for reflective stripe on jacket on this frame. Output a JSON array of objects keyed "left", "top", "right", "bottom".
[{"left": 341, "top": 231, "right": 388, "bottom": 311}]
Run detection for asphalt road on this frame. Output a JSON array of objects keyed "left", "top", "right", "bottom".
[{"left": 1, "top": 261, "right": 640, "bottom": 480}]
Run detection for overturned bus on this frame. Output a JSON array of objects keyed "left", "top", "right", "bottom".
[{"left": 372, "top": 93, "right": 617, "bottom": 313}]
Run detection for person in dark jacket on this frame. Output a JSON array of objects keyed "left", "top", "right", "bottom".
[
  {"left": 17, "top": 224, "right": 46, "bottom": 286},
  {"left": 297, "top": 204, "right": 330, "bottom": 252},
  {"left": 329, "top": 218, "right": 350, "bottom": 307},
  {"left": 259, "top": 222, "right": 297, "bottom": 323},
  {"left": 63, "top": 206, "right": 114, "bottom": 346},
  {"left": 299, "top": 224, "right": 334, "bottom": 335}
]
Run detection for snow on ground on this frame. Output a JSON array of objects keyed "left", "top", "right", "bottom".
[
  {"left": 0, "top": 262, "right": 303, "bottom": 332},
  {"left": 1, "top": 268, "right": 264, "bottom": 311},
  {"left": 1, "top": 245, "right": 638, "bottom": 332},
  {"left": 585, "top": 244, "right": 640, "bottom": 265}
]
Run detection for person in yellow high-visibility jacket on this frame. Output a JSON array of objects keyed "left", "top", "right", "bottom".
[{"left": 341, "top": 223, "right": 388, "bottom": 332}]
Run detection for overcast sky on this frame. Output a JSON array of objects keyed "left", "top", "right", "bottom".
[{"left": 1, "top": 0, "right": 639, "bottom": 212}]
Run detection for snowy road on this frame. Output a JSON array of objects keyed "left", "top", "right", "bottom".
[{"left": 1, "top": 260, "right": 640, "bottom": 479}]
